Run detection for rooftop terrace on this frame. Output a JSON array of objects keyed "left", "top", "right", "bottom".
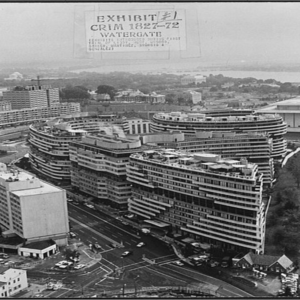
[{"left": 130, "top": 149, "right": 257, "bottom": 179}]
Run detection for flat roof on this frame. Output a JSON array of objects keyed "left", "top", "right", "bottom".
[
  {"left": 12, "top": 183, "right": 61, "bottom": 197},
  {"left": 21, "top": 240, "right": 56, "bottom": 250}
]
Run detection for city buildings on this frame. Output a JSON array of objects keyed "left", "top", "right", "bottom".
[
  {"left": 69, "top": 133, "right": 155, "bottom": 209},
  {"left": 28, "top": 113, "right": 127, "bottom": 184},
  {"left": 127, "top": 149, "right": 266, "bottom": 253},
  {"left": 0, "top": 164, "right": 69, "bottom": 246},
  {"left": 0, "top": 101, "right": 11, "bottom": 112},
  {"left": 3, "top": 85, "right": 59, "bottom": 109},
  {"left": 175, "top": 131, "right": 273, "bottom": 186},
  {"left": 127, "top": 118, "right": 151, "bottom": 135},
  {"left": 0, "top": 267, "right": 28, "bottom": 298},
  {"left": 151, "top": 110, "right": 287, "bottom": 159},
  {"left": 0, "top": 102, "right": 80, "bottom": 128},
  {"left": 181, "top": 75, "right": 206, "bottom": 85},
  {"left": 256, "top": 97, "right": 300, "bottom": 139},
  {"left": 114, "top": 90, "right": 165, "bottom": 104}
]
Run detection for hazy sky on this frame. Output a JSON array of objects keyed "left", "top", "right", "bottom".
[{"left": 1, "top": 2, "right": 300, "bottom": 67}]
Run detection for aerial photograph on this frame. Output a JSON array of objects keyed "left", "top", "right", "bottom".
[{"left": 0, "top": 1, "right": 300, "bottom": 298}]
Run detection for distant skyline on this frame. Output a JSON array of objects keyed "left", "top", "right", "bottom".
[{"left": 1, "top": 3, "right": 300, "bottom": 70}]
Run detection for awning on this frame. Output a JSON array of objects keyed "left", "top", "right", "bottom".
[{"left": 144, "top": 220, "right": 171, "bottom": 228}]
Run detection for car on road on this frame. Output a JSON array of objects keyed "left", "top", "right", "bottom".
[
  {"left": 94, "top": 243, "right": 103, "bottom": 250},
  {"left": 121, "top": 251, "right": 132, "bottom": 257},
  {"left": 4, "top": 261, "right": 14, "bottom": 266},
  {"left": 67, "top": 198, "right": 73, "bottom": 202},
  {"left": 84, "top": 203, "right": 95, "bottom": 209},
  {"left": 136, "top": 242, "right": 145, "bottom": 248},
  {"left": 69, "top": 232, "right": 76, "bottom": 238},
  {"left": 141, "top": 228, "right": 150, "bottom": 234},
  {"left": 73, "top": 202, "right": 79, "bottom": 205},
  {"left": 173, "top": 260, "right": 184, "bottom": 266},
  {"left": 74, "top": 263, "right": 86, "bottom": 270},
  {"left": 121, "top": 221, "right": 129, "bottom": 226}
]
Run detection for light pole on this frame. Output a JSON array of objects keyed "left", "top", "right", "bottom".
[
  {"left": 134, "top": 275, "right": 140, "bottom": 297},
  {"left": 122, "top": 283, "right": 126, "bottom": 297}
]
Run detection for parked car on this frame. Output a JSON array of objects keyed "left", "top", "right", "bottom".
[
  {"left": 74, "top": 264, "right": 86, "bottom": 270},
  {"left": 0, "top": 253, "right": 9, "bottom": 259},
  {"left": 209, "top": 261, "right": 219, "bottom": 267},
  {"left": 121, "top": 221, "right": 129, "bottom": 226},
  {"left": 141, "top": 228, "right": 150, "bottom": 234},
  {"left": 55, "top": 260, "right": 69, "bottom": 267},
  {"left": 121, "top": 251, "right": 132, "bottom": 257},
  {"left": 136, "top": 242, "right": 145, "bottom": 248},
  {"left": 67, "top": 198, "right": 73, "bottom": 202},
  {"left": 59, "top": 262, "right": 73, "bottom": 269},
  {"left": 173, "top": 260, "right": 184, "bottom": 266}
]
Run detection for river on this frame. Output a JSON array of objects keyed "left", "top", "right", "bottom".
[{"left": 71, "top": 66, "right": 300, "bottom": 83}]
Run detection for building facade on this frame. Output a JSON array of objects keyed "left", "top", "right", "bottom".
[
  {"left": 256, "top": 97, "right": 300, "bottom": 139},
  {"left": 151, "top": 110, "right": 287, "bottom": 159},
  {"left": 0, "top": 268, "right": 28, "bottom": 298},
  {"left": 28, "top": 114, "right": 126, "bottom": 184},
  {"left": 127, "top": 149, "right": 266, "bottom": 253},
  {"left": 0, "top": 164, "right": 69, "bottom": 246},
  {"left": 0, "top": 102, "right": 80, "bottom": 128},
  {"left": 3, "top": 85, "right": 59, "bottom": 109},
  {"left": 69, "top": 134, "right": 154, "bottom": 209},
  {"left": 176, "top": 131, "right": 273, "bottom": 186},
  {"left": 127, "top": 118, "right": 151, "bottom": 135}
]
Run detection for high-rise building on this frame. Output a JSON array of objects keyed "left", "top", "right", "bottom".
[
  {"left": 140, "top": 131, "right": 273, "bottom": 186},
  {"left": 151, "top": 110, "right": 287, "bottom": 159},
  {"left": 0, "top": 164, "right": 69, "bottom": 246},
  {"left": 127, "top": 149, "right": 265, "bottom": 253},
  {"left": 69, "top": 134, "right": 156, "bottom": 209},
  {"left": 3, "top": 85, "right": 59, "bottom": 110},
  {"left": 28, "top": 114, "right": 127, "bottom": 184}
]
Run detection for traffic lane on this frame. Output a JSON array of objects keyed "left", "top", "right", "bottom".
[
  {"left": 69, "top": 205, "right": 140, "bottom": 240},
  {"left": 69, "top": 208, "right": 170, "bottom": 258},
  {"left": 72, "top": 222, "right": 171, "bottom": 266},
  {"left": 158, "top": 263, "right": 252, "bottom": 298}
]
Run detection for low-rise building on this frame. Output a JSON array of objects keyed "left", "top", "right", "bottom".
[
  {"left": 236, "top": 252, "right": 294, "bottom": 273},
  {"left": 0, "top": 267, "right": 28, "bottom": 298}
]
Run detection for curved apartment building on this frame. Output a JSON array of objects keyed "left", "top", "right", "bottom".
[
  {"left": 28, "top": 113, "right": 126, "bottom": 184},
  {"left": 127, "top": 149, "right": 265, "bottom": 253},
  {"left": 151, "top": 110, "right": 287, "bottom": 159}
]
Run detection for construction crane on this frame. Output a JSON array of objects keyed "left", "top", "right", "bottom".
[{"left": 31, "top": 75, "right": 50, "bottom": 89}]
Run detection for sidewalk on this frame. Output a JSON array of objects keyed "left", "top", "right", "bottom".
[{"left": 17, "top": 283, "right": 47, "bottom": 298}]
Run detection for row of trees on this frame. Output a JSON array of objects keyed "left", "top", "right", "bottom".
[{"left": 266, "top": 153, "right": 300, "bottom": 256}]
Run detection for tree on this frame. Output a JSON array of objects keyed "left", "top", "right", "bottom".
[
  {"left": 61, "top": 85, "right": 90, "bottom": 100},
  {"left": 165, "top": 93, "right": 176, "bottom": 104},
  {"left": 96, "top": 85, "right": 116, "bottom": 100},
  {"left": 287, "top": 154, "right": 300, "bottom": 188}
]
